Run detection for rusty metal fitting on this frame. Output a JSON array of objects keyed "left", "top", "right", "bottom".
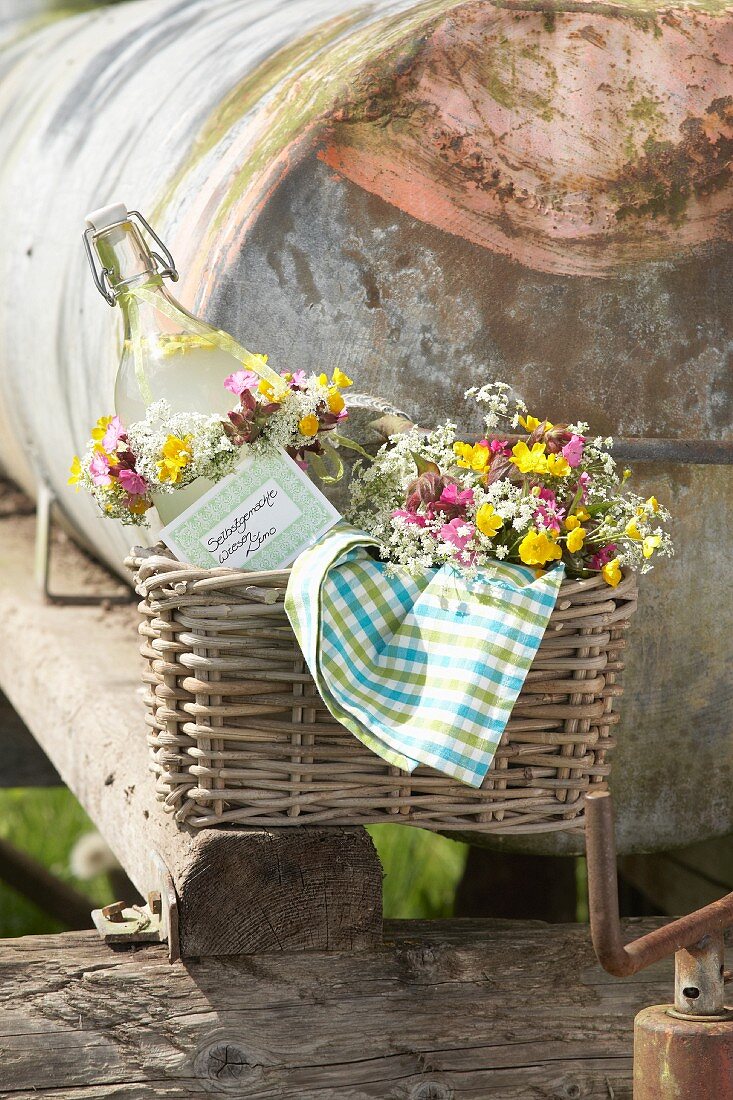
[
  {"left": 100, "top": 900, "right": 126, "bottom": 924},
  {"left": 585, "top": 790, "right": 733, "bottom": 979}
]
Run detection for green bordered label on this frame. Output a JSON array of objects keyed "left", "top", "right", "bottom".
[{"left": 160, "top": 447, "right": 341, "bottom": 572}]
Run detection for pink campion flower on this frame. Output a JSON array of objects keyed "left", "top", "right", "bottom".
[
  {"left": 578, "top": 471, "right": 592, "bottom": 500},
  {"left": 102, "top": 416, "right": 126, "bottom": 452},
  {"left": 392, "top": 508, "right": 427, "bottom": 528},
  {"left": 534, "top": 488, "right": 565, "bottom": 533},
  {"left": 589, "top": 544, "right": 617, "bottom": 570},
  {"left": 489, "top": 438, "right": 511, "bottom": 455},
  {"left": 117, "top": 468, "right": 148, "bottom": 497},
  {"left": 89, "top": 450, "right": 112, "bottom": 486},
  {"left": 439, "top": 517, "right": 475, "bottom": 551},
  {"left": 440, "top": 484, "right": 474, "bottom": 509},
  {"left": 562, "top": 434, "right": 585, "bottom": 467},
  {"left": 286, "top": 369, "right": 307, "bottom": 388},
  {"left": 224, "top": 370, "right": 260, "bottom": 396}
]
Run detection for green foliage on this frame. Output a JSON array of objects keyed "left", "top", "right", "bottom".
[
  {"left": 368, "top": 825, "right": 468, "bottom": 919},
  {"left": 0, "top": 788, "right": 113, "bottom": 937}
]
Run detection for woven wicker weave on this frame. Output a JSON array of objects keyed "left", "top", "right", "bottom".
[{"left": 128, "top": 548, "right": 637, "bottom": 833}]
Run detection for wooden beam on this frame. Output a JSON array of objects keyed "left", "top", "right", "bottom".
[
  {"left": 0, "top": 918, "right": 702, "bottom": 1098},
  {"left": 0, "top": 513, "right": 382, "bottom": 955},
  {"left": 0, "top": 688, "right": 61, "bottom": 787}
]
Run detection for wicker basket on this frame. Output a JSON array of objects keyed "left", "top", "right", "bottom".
[{"left": 129, "top": 548, "right": 637, "bottom": 834}]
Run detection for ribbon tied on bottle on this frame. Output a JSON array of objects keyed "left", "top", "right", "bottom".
[{"left": 118, "top": 280, "right": 346, "bottom": 482}]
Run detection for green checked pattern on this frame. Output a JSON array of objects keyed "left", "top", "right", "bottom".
[{"left": 285, "top": 525, "right": 565, "bottom": 788}]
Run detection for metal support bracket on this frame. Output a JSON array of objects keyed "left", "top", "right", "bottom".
[
  {"left": 91, "top": 850, "right": 179, "bottom": 962},
  {"left": 34, "top": 480, "right": 133, "bottom": 606}
]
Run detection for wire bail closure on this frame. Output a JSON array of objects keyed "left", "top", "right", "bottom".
[{"left": 83, "top": 210, "right": 179, "bottom": 307}]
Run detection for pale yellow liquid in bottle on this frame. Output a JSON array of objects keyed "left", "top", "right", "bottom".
[{"left": 114, "top": 342, "right": 240, "bottom": 526}]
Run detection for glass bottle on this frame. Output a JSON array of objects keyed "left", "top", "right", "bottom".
[{"left": 83, "top": 202, "right": 246, "bottom": 526}]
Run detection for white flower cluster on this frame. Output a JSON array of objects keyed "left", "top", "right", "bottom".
[
  {"left": 253, "top": 375, "right": 332, "bottom": 455},
  {"left": 464, "top": 381, "right": 526, "bottom": 432},
  {"left": 348, "top": 424, "right": 457, "bottom": 543},
  {"left": 127, "top": 402, "right": 238, "bottom": 492}
]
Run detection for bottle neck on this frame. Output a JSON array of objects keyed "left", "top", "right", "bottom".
[{"left": 93, "top": 220, "right": 161, "bottom": 296}]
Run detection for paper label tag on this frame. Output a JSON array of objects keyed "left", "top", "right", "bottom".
[{"left": 159, "top": 448, "right": 340, "bottom": 572}]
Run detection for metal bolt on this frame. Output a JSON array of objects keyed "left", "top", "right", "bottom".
[
  {"left": 101, "top": 901, "right": 126, "bottom": 923},
  {"left": 148, "top": 890, "right": 162, "bottom": 916}
]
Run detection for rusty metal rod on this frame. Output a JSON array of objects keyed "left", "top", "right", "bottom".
[
  {"left": 499, "top": 435, "right": 733, "bottom": 465},
  {"left": 610, "top": 438, "right": 733, "bottom": 465},
  {"left": 585, "top": 790, "right": 733, "bottom": 977}
]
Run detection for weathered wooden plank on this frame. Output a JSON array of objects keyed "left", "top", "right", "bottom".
[
  {"left": 0, "top": 511, "right": 382, "bottom": 955},
  {"left": 0, "top": 918, "right": 698, "bottom": 1099},
  {"left": 0, "top": 688, "right": 61, "bottom": 787}
]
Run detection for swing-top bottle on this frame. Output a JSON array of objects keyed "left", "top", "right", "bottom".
[{"left": 83, "top": 202, "right": 248, "bottom": 524}]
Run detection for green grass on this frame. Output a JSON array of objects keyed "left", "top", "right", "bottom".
[
  {"left": 0, "top": 789, "right": 468, "bottom": 937},
  {"left": 0, "top": 788, "right": 113, "bottom": 937},
  {"left": 368, "top": 825, "right": 468, "bottom": 918}
]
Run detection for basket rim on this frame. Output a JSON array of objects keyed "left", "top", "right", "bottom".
[{"left": 127, "top": 543, "right": 639, "bottom": 600}]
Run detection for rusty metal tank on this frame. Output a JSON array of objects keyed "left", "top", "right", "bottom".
[{"left": 0, "top": 0, "right": 731, "bottom": 855}]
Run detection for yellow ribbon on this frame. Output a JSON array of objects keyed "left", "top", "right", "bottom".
[{"left": 118, "top": 280, "right": 286, "bottom": 407}]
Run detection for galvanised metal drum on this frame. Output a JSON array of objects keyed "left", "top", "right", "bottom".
[{"left": 0, "top": 0, "right": 731, "bottom": 854}]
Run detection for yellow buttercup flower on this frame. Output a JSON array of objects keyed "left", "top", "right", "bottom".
[
  {"left": 318, "top": 373, "right": 329, "bottom": 387},
  {"left": 566, "top": 526, "right": 586, "bottom": 553},
  {"left": 510, "top": 440, "right": 548, "bottom": 475},
  {"left": 332, "top": 368, "right": 353, "bottom": 389},
  {"left": 453, "top": 441, "right": 491, "bottom": 474},
  {"left": 93, "top": 441, "right": 118, "bottom": 467},
  {"left": 625, "top": 519, "right": 642, "bottom": 541},
  {"left": 91, "top": 415, "right": 113, "bottom": 442},
  {"left": 565, "top": 514, "right": 581, "bottom": 531},
  {"left": 475, "top": 503, "right": 503, "bottom": 537},
  {"left": 518, "top": 414, "right": 552, "bottom": 432},
  {"left": 575, "top": 506, "right": 590, "bottom": 522},
  {"left": 68, "top": 455, "right": 82, "bottom": 489},
  {"left": 518, "top": 529, "right": 562, "bottom": 566},
  {"left": 646, "top": 496, "right": 659, "bottom": 513},
  {"left": 157, "top": 434, "right": 193, "bottom": 485},
  {"left": 643, "top": 535, "right": 661, "bottom": 558},
  {"left": 327, "top": 389, "right": 345, "bottom": 414},
  {"left": 546, "top": 453, "right": 571, "bottom": 478},
  {"left": 258, "top": 378, "right": 277, "bottom": 401},
  {"left": 602, "top": 558, "right": 622, "bottom": 587},
  {"left": 298, "top": 414, "right": 320, "bottom": 437}
]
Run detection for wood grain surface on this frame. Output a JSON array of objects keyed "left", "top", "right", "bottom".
[{"left": 0, "top": 918, "right": 699, "bottom": 1099}]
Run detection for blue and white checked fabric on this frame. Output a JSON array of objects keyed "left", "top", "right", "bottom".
[{"left": 285, "top": 525, "right": 565, "bottom": 788}]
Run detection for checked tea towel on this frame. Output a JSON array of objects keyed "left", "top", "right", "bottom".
[{"left": 285, "top": 525, "right": 565, "bottom": 788}]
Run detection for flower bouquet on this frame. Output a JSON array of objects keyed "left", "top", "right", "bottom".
[
  {"left": 68, "top": 363, "right": 353, "bottom": 524},
  {"left": 347, "top": 382, "right": 672, "bottom": 585}
]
